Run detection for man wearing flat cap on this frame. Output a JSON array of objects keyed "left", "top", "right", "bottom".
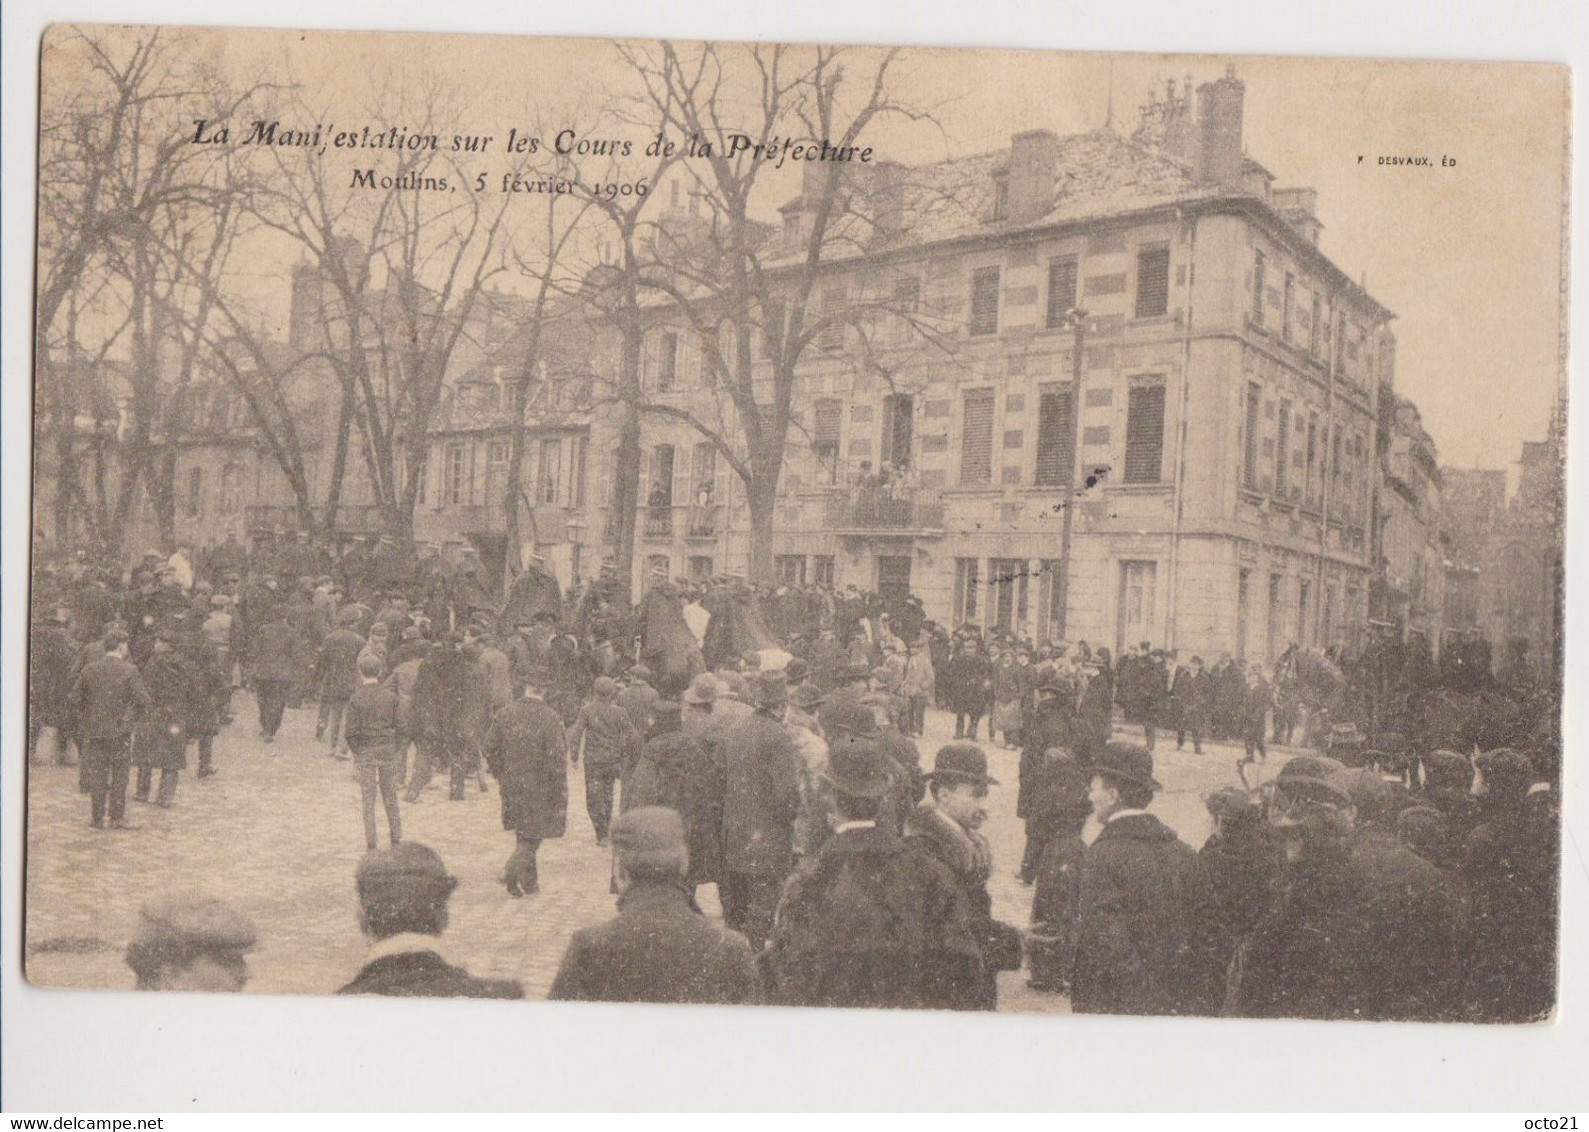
[
  {"left": 566, "top": 675, "right": 641, "bottom": 845},
  {"left": 126, "top": 893, "right": 256, "bottom": 992},
  {"left": 766, "top": 736, "right": 986, "bottom": 1011},
  {"left": 1070, "top": 743, "right": 1217, "bottom": 1017},
  {"left": 340, "top": 844, "right": 523, "bottom": 998},
  {"left": 548, "top": 807, "right": 758, "bottom": 1005},
  {"left": 905, "top": 744, "right": 1024, "bottom": 1010}
]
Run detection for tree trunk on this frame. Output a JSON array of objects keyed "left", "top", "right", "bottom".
[
  {"left": 610, "top": 324, "right": 645, "bottom": 605},
  {"left": 745, "top": 463, "right": 780, "bottom": 586}
]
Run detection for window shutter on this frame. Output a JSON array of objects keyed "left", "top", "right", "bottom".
[
  {"left": 969, "top": 266, "right": 1000, "bottom": 336},
  {"left": 960, "top": 388, "right": 995, "bottom": 484},
  {"left": 1244, "top": 382, "right": 1262, "bottom": 490},
  {"left": 819, "top": 287, "right": 845, "bottom": 349},
  {"left": 1034, "top": 384, "right": 1074, "bottom": 486},
  {"left": 1046, "top": 257, "right": 1078, "bottom": 328},
  {"left": 1124, "top": 382, "right": 1166, "bottom": 484},
  {"left": 1134, "top": 246, "right": 1170, "bottom": 318}
]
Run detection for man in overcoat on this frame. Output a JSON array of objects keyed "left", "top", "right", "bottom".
[
  {"left": 484, "top": 666, "right": 568, "bottom": 897},
  {"left": 70, "top": 629, "right": 151, "bottom": 829},
  {"left": 1070, "top": 743, "right": 1217, "bottom": 1016},
  {"left": 548, "top": 807, "right": 758, "bottom": 1005},
  {"left": 719, "top": 671, "right": 802, "bottom": 949}
]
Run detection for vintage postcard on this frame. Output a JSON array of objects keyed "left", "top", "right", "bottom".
[{"left": 25, "top": 24, "right": 1567, "bottom": 1023}]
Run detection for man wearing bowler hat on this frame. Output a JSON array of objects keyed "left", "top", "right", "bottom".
[
  {"left": 1070, "top": 743, "right": 1217, "bottom": 1017},
  {"left": 766, "top": 736, "right": 986, "bottom": 1010},
  {"left": 126, "top": 893, "right": 257, "bottom": 992},
  {"left": 906, "top": 743, "right": 1024, "bottom": 1010},
  {"left": 549, "top": 807, "right": 758, "bottom": 1005}
]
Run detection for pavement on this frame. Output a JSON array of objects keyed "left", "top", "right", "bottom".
[{"left": 24, "top": 696, "right": 1295, "bottom": 1010}]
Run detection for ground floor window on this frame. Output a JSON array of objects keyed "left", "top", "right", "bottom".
[
  {"left": 811, "top": 555, "right": 835, "bottom": 587},
  {"left": 1116, "top": 560, "right": 1158, "bottom": 655},
  {"left": 989, "top": 558, "right": 1029, "bottom": 634},
  {"left": 687, "top": 555, "right": 714, "bottom": 580},
  {"left": 876, "top": 555, "right": 912, "bottom": 602},
  {"left": 953, "top": 557, "right": 980, "bottom": 626},
  {"left": 776, "top": 554, "right": 807, "bottom": 586}
]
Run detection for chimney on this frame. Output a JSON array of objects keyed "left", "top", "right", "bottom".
[
  {"left": 1195, "top": 66, "right": 1245, "bottom": 186},
  {"left": 867, "top": 160, "right": 907, "bottom": 244},
  {"left": 1272, "top": 186, "right": 1324, "bottom": 246},
  {"left": 1003, "top": 129, "right": 1059, "bottom": 223}
]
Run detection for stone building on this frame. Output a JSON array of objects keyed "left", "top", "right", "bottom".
[
  {"left": 1374, "top": 393, "right": 1447, "bottom": 651},
  {"left": 617, "top": 69, "right": 1393, "bottom": 665}
]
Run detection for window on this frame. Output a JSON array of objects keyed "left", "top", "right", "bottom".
[
  {"left": 1034, "top": 384, "right": 1075, "bottom": 486},
  {"left": 1046, "top": 256, "right": 1078, "bottom": 329},
  {"left": 648, "top": 445, "right": 675, "bottom": 507},
  {"left": 1243, "top": 381, "right": 1262, "bottom": 490},
  {"left": 1299, "top": 577, "right": 1312, "bottom": 648},
  {"left": 570, "top": 435, "right": 588, "bottom": 508},
  {"left": 1310, "top": 294, "right": 1323, "bottom": 356},
  {"left": 1276, "top": 400, "right": 1291, "bottom": 497},
  {"left": 811, "top": 555, "right": 835, "bottom": 587},
  {"left": 1116, "top": 561, "right": 1158, "bottom": 655},
  {"left": 414, "top": 453, "right": 429, "bottom": 506},
  {"left": 656, "top": 332, "right": 679, "bottom": 392},
  {"left": 186, "top": 467, "right": 204, "bottom": 519},
  {"left": 1305, "top": 418, "right": 1318, "bottom": 505},
  {"left": 646, "top": 554, "right": 671, "bottom": 580},
  {"left": 990, "top": 558, "right": 1028, "bottom": 632},
  {"left": 1252, "top": 250, "right": 1266, "bottom": 325},
  {"left": 891, "top": 277, "right": 920, "bottom": 346},
  {"left": 1123, "top": 379, "right": 1167, "bottom": 484},
  {"left": 959, "top": 388, "right": 995, "bottom": 484},
  {"left": 537, "top": 438, "right": 560, "bottom": 504},
  {"left": 954, "top": 557, "right": 980, "bottom": 624},
  {"left": 776, "top": 555, "right": 807, "bottom": 586},
  {"left": 1134, "top": 245, "right": 1170, "bottom": 319},
  {"left": 446, "top": 444, "right": 467, "bottom": 506},
  {"left": 1281, "top": 273, "right": 1296, "bottom": 342},
  {"left": 813, "top": 398, "right": 842, "bottom": 484},
  {"left": 220, "top": 463, "right": 241, "bottom": 514},
  {"left": 819, "top": 286, "right": 846, "bottom": 350},
  {"left": 688, "top": 555, "right": 714, "bottom": 580},
  {"left": 969, "top": 266, "right": 1000, "bottom": 336},
  {"left": 992, "top": 178, "right": 1009, "bottom": 221},
  {"left": 1237, "top": 568, "right": 1252, "bottom": 659},
  {"left": 1267, "top": 573, "right": 1284, "bottom": 662},
  {"left": 880, "top": 394, "right": 914, "bottom": 469},
  {"left": 877, "top": 555, "right": 912, "bottom": 602},
  {"left": 784, "top": 213, "right": 802, "bottom": 243},
  {"left": 1039, "top": 558, "right": 1065, "bottom": 642}
]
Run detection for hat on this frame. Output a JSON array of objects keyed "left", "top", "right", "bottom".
[
  {"left": 683, "top": 673, "right": 719, "bottom": 705},
  {"left": 718, "top": 672, "right": 749, "bottom": 701},
  {"left": 628, "top": 664, "right": 653, "bottom": 682},
  {"left": 356, "top": 843, "right": 457, "bottom": 900},
  {"left": 783, "top": 658, "right": 810, "bottom": 685},
  {"left": 1475, "top": 747, "right": 1534, "bottom": 799},
  {"left": 1206, "top": 785, "right": 1261, "bottom": 822},
  {"left": 925, "top": 742, "right": 999, "bottom": 787},
  {"left": 741, "top": 651, "right": 763, "bottom": 671},
  {"left": 132, "top": 893, "right": 257, "bottom": 958},
  {"left": 820, "top": 735, "right": 891, "bottom": 799},
  {"left": 593, "top": 676, "right": 618, "bottom": 699},
  {"left": 822, "top": 699, "right": 878, "bottom": 738},
  {"left": 749, "top": 671, "right": 788, "bottom": 708},
  {"left": 611, "top": 807, "right": 690, "bottom": 877},
  {"left": 789, "top": 684, "right": 827, "bottom": 711},
  {"left": 357, "top": 653, "right": 384, "bottom": 677},
  {"left": 839, "top": 663, "right": 871, "bottom": 684},
  {"left": 1423, "top": 749, "right": 1474, "bottom": 791},
  {"left": 1272, "top": 755, "right": 1353, "bottom": 808},
  {"left": 652, "top": 699, "right": 683, "bottom": 718},
  {"left": 1396, "top": 805, "right": 1449, "bottom": 860},
  {"left": 1092, "top": 742, "right": 1162, "bottom": 792}
]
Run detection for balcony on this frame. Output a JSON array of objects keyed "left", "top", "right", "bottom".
[
  {"left": 247, "top": 503, "right": 385, "bottom": 535},
  {"left": 637, "top": 503, "right": 725, "bottom": 542},
  {"left": 824, "top": 486, "right": 945, "bottom": 534}
]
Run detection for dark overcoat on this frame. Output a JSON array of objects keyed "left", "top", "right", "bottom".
[
  {"left": 721, "top": 710, "right": 803, "bottom": 878},
  {"left": 134, "top": 649, "right": 192, "bottom": 771},
  {"left": 339, "top": 949, "right": 524, "bottom": 999},
  {"left": 763, "top": 824, "right": 986, "bottom": 1011},
  {"left": 548, "top": 881, "right": 759, "bottom": 1005},
  {"left": 249, "top": 620, "right": 303, "bottom": 684},
  {"left": 1071, "top": 812, "right": 1218, "bottom": 1017},
  {"left": 484, "top": 695, "right": 568, "bottom": 840}
]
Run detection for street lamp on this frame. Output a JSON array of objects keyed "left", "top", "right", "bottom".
[{"left": 1054, "top": 306, "right": 1088, "bottom": 641}]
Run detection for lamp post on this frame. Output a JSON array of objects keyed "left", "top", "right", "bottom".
[{"left": 1054, "top": 306, "right": 1088, "bottom": 641}]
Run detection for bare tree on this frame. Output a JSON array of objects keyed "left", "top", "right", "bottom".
[{"left": 612, "top": 41, "right": 943, "bottom": 582}]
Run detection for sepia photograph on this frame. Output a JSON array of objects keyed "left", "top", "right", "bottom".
[{"left": 21, "top": 23, "right": 1567, "bottom": 1034}]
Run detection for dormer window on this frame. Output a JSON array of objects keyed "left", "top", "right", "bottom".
[
  {"left": 992, "top": 176, "right": 1009, "bottom": 221},
  {"left": 784, "top": 213, "right": 803, "bottom": 243}
]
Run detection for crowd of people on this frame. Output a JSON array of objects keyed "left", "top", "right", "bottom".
[{"left": 27, "top": 535, "right": 1561, "bottom": 1022}]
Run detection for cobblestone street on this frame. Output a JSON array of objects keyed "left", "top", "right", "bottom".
[{"left": 25, "top": 695, "right": 1285, "bottom": 1010}]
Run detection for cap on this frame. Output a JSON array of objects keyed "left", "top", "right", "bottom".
[
  {"left": 356, "top": 843, "right": 457, "bottom": 900},
  {"left": 357, "top": 653, "right": 384, "bottom": 677},
  {"left": 682, "top": 673, "right": 719, "bottom": 706},
  {"left": 925, "top": 742, "right": 999, "bottom": 787},
  {"left": 611, "top": 806, "right": 689, "bottom": 877},
  {"left": 1091, "top": 742, "right": 1162, "bottom": 792},
  {"left": 749, "top": 671, "right": 788, "bottom": 708},
  {"left": 789, "top": 684, "right": 827, "bottom": 711},
  {"left": 821, "top": 700, "right": 879, "bottom": 738},
  {"left": 1205, "top": 785, "right": 1261, "bottom": 822},
  {"left": 592, "top": 676, "right": 618, "bottom": 699},
  {"left": 820, "top": 735, "right": 891, "bottom": 800},
  {"left": 628, "top": 664, "right": 652, "bottom": 682},
  {"left": 1271, "top": 755, "right": 1354, "bottom": 808},
  {"left": 783, "top": 658, "right": 810, "bottom": 684},
  {"left": 131, "top": 893, "right": 257, "bottom": 957}
]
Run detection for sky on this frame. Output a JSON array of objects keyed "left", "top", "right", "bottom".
[{"left": 47, "top": 28, "right": 1571, "bottom": 474}]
